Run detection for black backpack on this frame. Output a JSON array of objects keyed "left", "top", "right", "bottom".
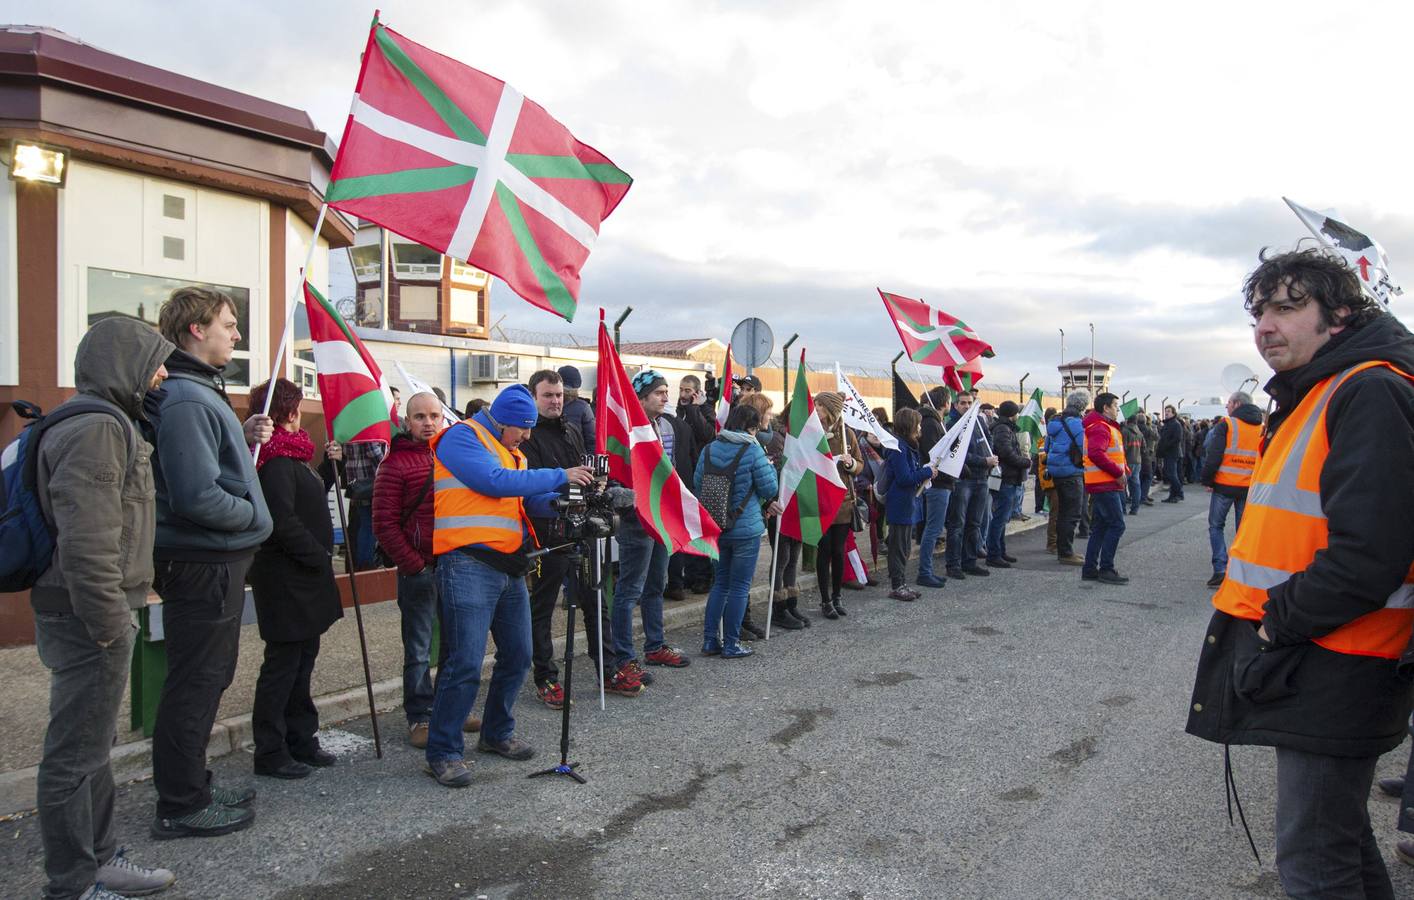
[{"left": 697, "top": 442, "right": 753, "bottom": 530}]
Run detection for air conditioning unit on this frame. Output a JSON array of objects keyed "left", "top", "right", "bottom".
[{"left": 469, "top": 354, "right": 519, "bottom": 383}]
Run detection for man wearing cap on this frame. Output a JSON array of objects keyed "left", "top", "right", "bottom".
[
  {"left": 422, "top": 384, "right": 594, "bottom": 788},
  {"left": 557, "top": 365, "right": 596, "bottom": 444},
  {"left": 609, "top": 370, "right": 696, "bottom": 687},
  {"left": 735, "top": 374, "right": 763, "bottom": 398}
]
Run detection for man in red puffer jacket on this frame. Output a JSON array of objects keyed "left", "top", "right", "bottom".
[
  {"left": 1080, "top": 393, "right": 1131, "bottom": 586},
  {"left": 373, "top": 392, "right": 477, "bottom": 748}
]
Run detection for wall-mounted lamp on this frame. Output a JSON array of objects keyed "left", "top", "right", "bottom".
[{"left": 9, "top": 141, "right": 67, "bottom": 187}]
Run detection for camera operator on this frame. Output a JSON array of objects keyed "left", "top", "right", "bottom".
[
  {"left": 422, "top": 384, "right": 593, "bottom": 788},
  {"left": 520, "top": 370, "right": 632, "bottom": 704}
]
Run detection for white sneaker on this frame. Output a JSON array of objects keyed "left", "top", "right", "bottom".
[{"left": 94, "top": 848, "right": 176, "bottom": 896}]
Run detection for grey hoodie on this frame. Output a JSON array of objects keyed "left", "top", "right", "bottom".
[{"left": 32, "top": 318, "right": 175, "bottom": 643}]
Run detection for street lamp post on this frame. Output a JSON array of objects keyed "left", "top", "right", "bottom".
[
  {"left": 1019, "top": 373, "right": 1029, "bottom": 403},
  {"left": 613, "top": 307, "right": 633, "bottom": 350},
  {"left": 781, "top": 333, "right": 798, "bottom": 407}
]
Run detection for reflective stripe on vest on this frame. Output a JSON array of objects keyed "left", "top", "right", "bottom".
[
  {"left": 430, "top": 419, "right": 536, "bottom": 555},
  {"left": 1082, "top": 420, "right": 1126, "bottom": 486},
  {"left": 1213, "top": 416, "right": 1262, "bottom": 488},
  {"left": 1213, "top": 361, "right": 1414, "bottom": 659}
]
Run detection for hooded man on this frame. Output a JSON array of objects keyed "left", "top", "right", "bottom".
[
  {"left": 1186, "top": 248, "right": 1414, "bottom": 896},
  {"left": 1199, "top": 391, "right": 1264, "bottom": 588},
  {"left": 32, "top": 318, "right": 178, "bottom": 899}
]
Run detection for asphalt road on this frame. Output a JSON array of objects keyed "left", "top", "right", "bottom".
[{"left": 5, "top": 497, "right": 1413, "bottom": 899}]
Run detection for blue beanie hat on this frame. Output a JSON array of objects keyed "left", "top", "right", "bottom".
[
  {"left": 489, "top": 384, "right": 538, "bottom": 429},
  {"left": 557, "top": 365, "right": 583, "bottom": 390}
]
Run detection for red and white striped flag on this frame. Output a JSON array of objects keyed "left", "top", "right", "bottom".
[{"left": 595, "top": 315, "right": 720, "bottom": 558}]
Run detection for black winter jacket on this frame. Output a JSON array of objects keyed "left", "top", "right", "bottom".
[
  {"left": 1198, "top": 403, "right": 1264, "bottom": 498},
  {"left": 990, "top": 418, "right": 1030, "bottom": 485},
  {"left": 521, "top": 415, "right": 587, "bottom": 541},
  {"left": 1186, "top": 313, "right": 1414, "bottom": 757},
  {"left": 248, "top": 455, "right": 343, "bottom": 643},
  {"left": 1157, "top": 417, "right": 1183, "bottom": 458},
  {"left": 918, "top": 405, "right": 955, "bottom": 489}
]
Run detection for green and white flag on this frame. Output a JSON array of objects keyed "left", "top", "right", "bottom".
[
  {"left": 1117, "top": 398, "right": 1140, "bottom": 422},
  {"left": 1017, "top": 387, "right": 1044, "bottom": 441}
]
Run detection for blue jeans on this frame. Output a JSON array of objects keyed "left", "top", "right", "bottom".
[
  {"left": 612, "top": 518, "right": 668, "bottom": 666},
  {"left": 986, "top": 483, "right": 1021, "bottom": 559},
  {"left": 1208, "top": 492, "right": 1246, "bottom": 577},
  {"left": 1163, "top": 456, "right": 1185, "bottom": 498},
  {"left": 703, "top": 536, "right": 761, "bottom": 646},
  {"left": 397, "top": 568, "right": 439, "bottom": 724},
  {"left": 426, "top": 552, "right": 531, "bottom": 763},
  {"left": 1083, "top": 491, "right": 1127, "bottom": 574},
  {"left": 348, "top": 502, "right": 377, "bottom": 569},
  {"left": 1139, "top": 464, "right": 1153, "bottom": 504},
  {"left": 945, "top": 478, "right": 989, "bottom": 569},
  {"left": 916, "top": 485, "right": 951, "bottom": 579},
  {"left": 1126, "top": 471, "right": 1141, "bottom": 513}
]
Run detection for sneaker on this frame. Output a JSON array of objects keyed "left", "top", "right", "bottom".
[
  {"left": 151, "top": 801, "right": 255, "bottom": 840},
  {"left": 476, "top": 734, "right": 535, "bottom": 761},
  {"left": 625, "top": 660, "right": 655, "bottom": 685},
  {"left": 424, "top": 758, "right": 474, "bottom": 788},
  {"left": 209, "top": 784, "right": 255, "bottom": 808},
  {"left": 916, "top": 574, "right": 947, "bottom": 589},
  {"left": 889, "top": 588, "right": 917, "bottom": 601},
  {"left": 605, "top": 665, "right": 644, "bottom": 696},
  {"left": 1058, "top": 554, "right": 1085, "bottom": 566},
  {"left": 961, "top": 565, "right": 991, "bottom": 577},
  {"left": 1098, "top": 569, "right": 1130, "bottom": 585},
  {"left": 985, "top": 558, "right": 1012, "bottom": 569},
  {"left": 78, "top": 887, "right": 130, "bottom": 900},
  {"left": 409, "top": 722, "right": 430, "bottom": 749},
  {"left": 95, "top": 848, "right": 176, "bottom": 896},
  {"left": 536, "top": 681, "right": 567, "bottom": 710},
  {"left": 645, "top": 646, "right": 690, "bottom": 668},
  {"left": 946, "top": 568, "right": 966, "bottom": 581},
  {"left": 464, "top": 715, "right": 482, "bottom": 733},
  {"left": 1206, "top": 573, "right": 1225, "bottom": 588}
]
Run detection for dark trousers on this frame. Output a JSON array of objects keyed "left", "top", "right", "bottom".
[
  {"left": 35, "top": 611, "right": 134, "bottom": 900},
  {"left": 1163, "top": 456, "right": 1185, "bottom": 498},
  {"left": 151, "top": 556, "right": 250, "bottom": 818},
  {"left": 668, "top": 551, "right": 714, "bottom": 590},
  {"left": 530, "top": 547, "right": 615, "bottom": 684},
  {"left": 944, "top": 478, "right": 989, "bottom": 569},
  {"left": 1274, "top": 747, "right": 1393, "bottom": 900},
  {"left": 815, "top": 523, "right": 850, "bottom": 602},
  {"left": 886, "top": 519, "right": 913, "bottom": 589},
  {"left": 252, "top": 636, "right": 321, "bottom": 767},
  {"left": 1082, "top": 491, "right": 1127, "bottom": 575},
  {"left": 397, "top": 568, "right": 444, "bottom": 724},
  {"left": 1053, "top": 475, "right": 1084, "bottom": 557}
]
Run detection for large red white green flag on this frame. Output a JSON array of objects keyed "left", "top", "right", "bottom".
[
  {"left": 943, "top": 355, "right": 985, "bottom": 393},
  {"left": 780, "top": 350, "right": 847, "bottom": 546},
  {"left": 879, "top": 289, "right": 994, "bottom": 368},
  {"left": 595, "top": 316, "right": 720, "bottom": 558},
  {"left": 715, "top": 345, "right": 735, "bottom": 433},
  {"left": 325, "top": 17, "right": 632, "bottom": 322},
  {"left": 304, "top": 282, "right": 393, "bottom": 445}
]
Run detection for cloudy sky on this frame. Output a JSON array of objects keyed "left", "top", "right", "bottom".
[{"left": 17, "top": 0, "right": 1414, "bottom": 401}]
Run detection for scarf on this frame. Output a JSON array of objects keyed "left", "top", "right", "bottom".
[{"left": 257, "top": 427, "right": 315, "bottom": 471}]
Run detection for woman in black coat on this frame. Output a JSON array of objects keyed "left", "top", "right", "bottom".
[{"left": 248, "top": 378, "right": 345, "bottom": 779}]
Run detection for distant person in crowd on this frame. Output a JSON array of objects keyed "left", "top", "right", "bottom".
[
  {"left": 1189, "top": 417, "right": 1207, "bottom": 483},
  {"left": 1157, "top": 405, "right": 1185, "bottom": 502},
  {"left": 811, "top": 392, "right": 865, "bottom": 618},
  {"left": 389, "top": 385, "right": 402, "bottom": 428},
  {"left": 871, "top": 407, "right": 892, "bottom": 431},
  {"left": 608, "top": 370, "right": 695, "bottom": 691},
  {"left": 764, "top": 403, "right": 809, "bottom": 630},
  {"left": 1037, "top": 409, "right": 1058, "bottom": 552},
  {"left": 734, "top": 374, "right": 763, "bottom": 400},
  {"left": 915, "top": 387, "right": 954, "bottom": 590},
  {"left": 557, "top": 365, "right": 596, "bottom": 442},
  {"left": 731, "top": 392, "right": 778, "bottom": 637},
  {"left": 148, "top": 286, "right": 273, "bottom": 839},
  {"left": 883, "top": 408, "right": 936, "bottom": 601},
  {"left": 1045, "top": 390, "right": 1089, "bottom": 566},
  {"left": 423, "top": 384, "right": 593, "bottom": 788},
  {"left": 247, "top": 378, "right": 343, "bottom": 780},
  {"left": 520, "top": 370, "right": 625, "bottom": 703},
  {"left": 979, "top": 402, "right": 996, "bottom": 426},
  {"left": 1187, "top": 248, "right": 1414, "bottom": 896},
  {"left": 1120, "top": 412, "right": 1144, "bottom": 515},
  {"left": 33, "top": 318, "right": 178, "bottom": 898},
  {"left": 464, "top": 397, "right": 486, "bottom": 420},
  {"left": 1198, "top": 391, "right": 1264, "bottom": 588},
  {"left": 1081, "top": 393, "right": 1130, "bottom": 585},
  {"left": 341, "top": 436, "right": 386, "bottom": 569},
  {"left": 374, "top": 392, "right": 474, "bottom": 748},
  {"left": 944, "top": 393, "right": 998, "bottom": 580},
  {"left": 695, "top": 402, "right": 780, "bottom": 658},
  {"left": 1137, "top": 410, "right": 1158, "bottom": 505},
  {"left": 985, "top": 400, "right": 1029, "bottom": 567},
  {"left": 666, "top": 374, "right": 718, "bottom": 603}
]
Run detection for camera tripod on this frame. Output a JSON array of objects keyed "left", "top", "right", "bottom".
[{"left": 527, "top": 536, "right": 606, "bottom": 785}]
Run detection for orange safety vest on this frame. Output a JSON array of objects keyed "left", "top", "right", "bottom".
[
  {"left": 1037, "top": 433, "right": 1054, "bottom": 490},
  {"left": 1213, "top": 416, "right": 1262, "bottom": 488},
  {"left": 1082, "top": 420, "right": 1126, "bottom": 487},
  {"left": 430, "top": 418, "right": 538, "bottom": 556},
  {"left": 1214, "top": 361, "right": 1414, "bottom": 659}
]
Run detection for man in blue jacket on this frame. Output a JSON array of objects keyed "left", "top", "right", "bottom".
[
  {"left": 1045, "top": 390, "right": 1090, "bottom": 566},
  {"left": 147, "top": 287, "right": 274, "bottom": 839}
]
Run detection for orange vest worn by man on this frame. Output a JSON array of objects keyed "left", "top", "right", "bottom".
[
  {"left": 1198, "top": 395, "right": 1265, "bottom": 587},
  {"left": 1185, "top": 249, "right": 1414, "bottom": 897}
]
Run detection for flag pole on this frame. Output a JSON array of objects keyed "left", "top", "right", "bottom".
[
  {"left": 330, "top": 456, "right": 384, "bottom": 759},
  {"left": 765, "top": 479, "right": 785, "bottom": 641},
  {"left": 253, "top": 202, "right": 330, "bottom": 464}
]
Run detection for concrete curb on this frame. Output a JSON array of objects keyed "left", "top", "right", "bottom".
[{"left": 1, "top": 515, "right": 1046, "bottom": 817}]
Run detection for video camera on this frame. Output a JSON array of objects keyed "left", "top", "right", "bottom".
[{"left": 546, "top": 453, "right": 618, "bottom": 543}]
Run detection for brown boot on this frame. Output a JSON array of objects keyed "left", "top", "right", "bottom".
[
  {"left": 1058, "top": 554, "right": 1085, "bottom": 566},
  {"left": 463, "top": 715, "right": 482, "bottom": 733},
  {"left": 409, "top": 722, "right": 429, "bottom": 749}
]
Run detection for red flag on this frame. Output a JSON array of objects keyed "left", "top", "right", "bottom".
[
  {"left": 304, "top": 282, "right": 393, "bottom": 445},
  {"left": 879, "top": 289, "right": 994, "bottom": 368},
  {"left": 595, "top": 314, "right": 720, "bottom": 558},
  {"left": 715, "top": 345, "right": 734, "bottom": 433},
  {"left": 943, "top": 356, "right": 985, "bottom": 393},
  {"left": 326, "top": 18, "right": 632, "bottom": 322}
]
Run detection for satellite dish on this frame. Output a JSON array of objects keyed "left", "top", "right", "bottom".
[
  {"left": 1220, "top": 363, "right": 1259, "bottom": 395},
  {"left": 730, "top": 317, "right": 774, "bottom": 371}
]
